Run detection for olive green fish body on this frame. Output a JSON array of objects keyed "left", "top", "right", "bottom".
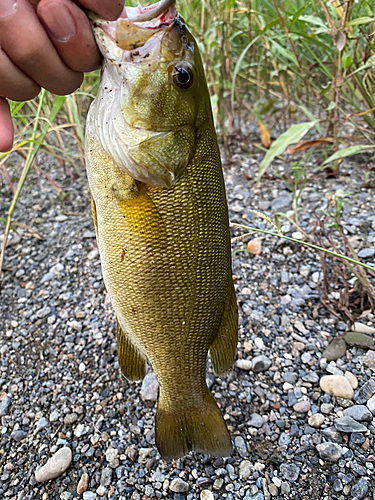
[{"left": 85, "top": 8, "right": 238, "bottom": 459}]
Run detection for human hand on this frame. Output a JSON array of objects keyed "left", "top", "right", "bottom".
[{"left": 0, "top": 0, "right": 123, "bottom": 152}]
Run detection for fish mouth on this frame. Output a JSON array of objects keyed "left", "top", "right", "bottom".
[{"left": 90, "top": 0, "right": 177, "bottom": 51}]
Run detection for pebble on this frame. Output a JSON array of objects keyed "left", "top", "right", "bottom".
[
  {"left": 321, "top": 403, "right": 334, "bottom": 414},
  {"left": 342, "top": 405, "right": 372, "bottom": 421},
  {"left": 357, "top": 248, "right": 375, "bottom": 258},
  {"left": 234, "top": 436, "right": 248, "bottom": 457},
  {"left": 248, "top": 413, "right": 265, "bottom": 428},
  {"left": 170, "top": 478, "right": 189, "bottom": 493},
  {"left": 344, "top": 331, "right": 374, "bottom": 347},
  {"left": 200, "top": 491, "right": 214, "bottom": 500},
  {"left": 235, "top": 359, "right": 253, "bottom": 371},
  {"left": 320, "top": 375, "right": 354, "bottom": 399},
  {"left": 308, "top": 413, "right": 325, "bottom": 428},
  {"left": 35, "top": 447, "right": 72, "bottom": 482},
  {"left": 293, "top": 401, "right": 310, "bottom": 412},
  {"left": 252, "top": 355, "right": 272, "bottom": 373},
  {"left": 353, "top": 378, "right": 375, "bottom": 404},
  {"left": 141, "top": 371, "right": 159, "bottom": 401},
  {"left": 239, "top": 460, "right": 252, "bottom": 480},
  {"left": 82, "top": 493, "right": 96, "bottom": 500},
  {"left": 363, "top": 350, "right": 375, "bottom": 369},
  {"left": 77, "top": 473, "right": 89, "bottom": 494},
  {"left": 279, "top": 463, "right": 300, "bottom": 482},
  {"left": 351, "top": 478, "right": 369, "bottom": 499},
  {"left": 334, "top": 416, "right": 367, "bottom": 433},
  {"left": 344, "top": 371, "right": 358, "bottom": 389},
  {"left": 353, "top": 322, "right": 375, "bottom": 334},
  {"left": 35, "top": 417, "right": 48, "bottom": 432},
  {"left": 366, "top": 395, "right": 375, "bottom": 414},
  {"left": 316, "top": 442, "right": 342, "bottom": 461},
  {"left": 322, "top": 338, "right": 347, "bottom": 361},
  {"left": 0, "top": 395, "right": 11, "bottom": 417}
]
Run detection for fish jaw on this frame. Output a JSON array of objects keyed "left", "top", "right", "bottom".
[{"left": 87, "top": 10, "right": 205, "bottom": 188}]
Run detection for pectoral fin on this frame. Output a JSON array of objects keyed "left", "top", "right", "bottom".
[
  {"left": 117, "top": 320, "right": 146, "bottom": 381},
  {"left": 210, "top": 280, "right": 238, "bottom": 376},
  {"left": 90, "top": 194, "right": 99, "bottom": 242}
]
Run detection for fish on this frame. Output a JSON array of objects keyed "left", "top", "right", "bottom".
[{"left": 85, "top": 0, "right": 238, "bottom": 460}]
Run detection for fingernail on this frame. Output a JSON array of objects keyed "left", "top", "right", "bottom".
[
  {"left": 0, "top": 0, "right": 17, "bottom": 19},
  {"left": 38, "top": 3, "right": 76, "bottom": 43}
]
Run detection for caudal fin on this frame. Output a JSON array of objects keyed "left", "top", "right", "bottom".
[{"left": 155, "top": 391, "right": 232, "bottom": 460}]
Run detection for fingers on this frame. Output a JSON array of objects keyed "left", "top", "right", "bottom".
[
  {"left": 37, "top": 0, "right": 102, "bottom": 72},
  {"left": 0, "top": 48, "right": 40, "bottom": 102},
  {"left": 0, "top": 0, "right": 82, "bottom": 96},
  {"left": 75, "top": 0, "right": 123, "bottom": 21},
  {"left": 0, "top": 98, "right": 14, "bottom": 153}
]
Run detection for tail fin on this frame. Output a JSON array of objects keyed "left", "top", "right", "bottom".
[{"left": 155, "top": 390, "right": 232, "bottom": 460}]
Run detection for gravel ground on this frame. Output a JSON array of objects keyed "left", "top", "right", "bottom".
[{"left": 0, "top": 143, "right": 375, "bottom": 500}]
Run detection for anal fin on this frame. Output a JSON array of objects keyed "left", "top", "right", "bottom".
[
  {"left": 117, "top": 319, "right": 146, "bottom": 381},
  {"left": 210, "top": 280, "right": 238, "bottom": 376}
]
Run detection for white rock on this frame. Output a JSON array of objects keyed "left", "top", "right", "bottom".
[
  {"left": 35, "top": 447, "right": 72, "bottom": 482},
  {"left": 319, "top": 375, "right": 354, "bottom": 399},
  {"left": 353, "top": 322, "right": 375, "bottom": 334},
  {"left": 170, "top": 478, "right": 189, "bottom": 493},
  {"left": 141, "top": 372, "right": 159, "bottom": 401},
  {"left": 308, "top": 413, "right": 325, "bottom": 428},
  {"left": 344, "top": 371, "right": 358, "bottom": 389},
  {"left": 235, "top": 359, "right": 252, "bottom": 371},
  {"left": 200, "top": 490, "right": 214, "bottom": 500},
  {"left": 367, "top": 395, "right": 375, "bottom": 415}
]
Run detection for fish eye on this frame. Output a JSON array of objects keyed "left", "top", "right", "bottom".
[{"left": 172, "top": 63, "right": 194, "bottom": 90}]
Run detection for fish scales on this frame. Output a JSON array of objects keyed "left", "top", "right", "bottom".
[{"left": 85, "top": 3, "right": 238, "bottom": 459}]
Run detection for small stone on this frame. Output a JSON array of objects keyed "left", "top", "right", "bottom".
[
  {"left": 363, "top": 350, "right": 375, "bottom": 369},
  {"left": 268, "top": 483, "right": 278, "bottom": 496},
  {"left": 320, "top": 375, "right": 354, "bottom": 399},
  {"left": 301, "top": 352, "right": 311, "bottom": 363},
  {"left": 74, "top": 424, "right": 85, "bottom": 438},
  {"left": 366, "top": 395, "right": 375, "bottom": 414},
  {"left": 141, "top": 372, "right": 159, "bottom": 401},
  {"left": 334, "top": 416, "right": 367, "bottom": 433},
  {"left": 252, "top": 355, "right": 272, "bottom": 373},
  {"left": 357, "top": 248, "right": 375, "bottom": 259},
  {"left": 239, "top": 460, "right": 252, "bottom": 480},
  {"left": 35, "top": 447, "right": 72, "bottom": 482},
  {"left": 278, "top": 433, "right": 291, "bottom": 447},
  {"left": 83, "top": 493, "right": 96, "bottom": 500},
  {"left": 50, "top": 410, "right": 60, "bottom": 423},
  {"left": 248, "top": 413, "right": 265, "bottom": 428},
  {"left": 344, "top": 331, "right": 374, "bottom": 347},
  {"left": 77, "top": 473, "right": 89, "bottom": 495},
  {"left": 60, "top": 493, "right": 73, "bottom": 500},
  {"left": 36, "top": 306, "right": 52, "bottom": 318},
  {"left": 316, "top": 442, "right": 342, "bottom": 461},
  {"left": 344, "top": 371, "right": 358, "bottom": 389},
  {"left": 342, "top": 405, "right": 372, "bottom": 422},
  {"left": 234, "top": 436, "right": 248, "bottom": 458},
  {"left": 322, "top": 339, "right": 347, "bottom": 361},
  {"left": 11, "top": 430, "right": 27, "bottom": 442},
  {"left": 247, "top": 237, "right": 262, "bottom": 255},
  {"left": 321, "top": 427, "right": 343, "bottom": 443},
  {"left": 279, "top": 463, "right": 300, "bottom": 482},
  {"left": 354, "top": 378, "right": 375, "bottom": 404},
  {"left": 170, "top": 478, "right": 189, "bottom": 493},
  {"left": 308, "top": 413, "right": 325, "bottom": 428},
  {"left": 100, "top": 467, "right": 112, "bottom": 486},
  {"left": 105, "top": 447, "right": 118, "bottom": 463},
  {"left": 353, "top": 322, "right": 375, "bottom": 334},
  {"left": 63, "top": 413, "right": 78, "bottom": 425},
  {"left": 96, "top": 485, "right": 107, "bottom": 496},
  {"left": 213, "top": 478, "right": 223, "bottom": 490},
  {"left": 293, "top": 401, "right": 310, "bottom": 412},
  {"left": 138, "top": 448, "right": 153, "bottom": 463},
  {"left": 350, "top": 478, "right": 369, "bottom": 499},
  {"left": 235, "top": 359, "right": 252, "bottom": 371},
  {"left": 0, "top": 395, "right": 11, "bottom": 417},
  {"left": 36, "top": 417, "right": 48, "bottom": 432},
  {"left": 200, "top": 491, "right": 214, "bottom": 500},
  {"left": 320, "top": 403, "right": 334, "bottom": 414}
]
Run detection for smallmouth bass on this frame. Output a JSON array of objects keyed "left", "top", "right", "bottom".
[{"left": 85, "top": 0, "right": 238, "bottom": 459}]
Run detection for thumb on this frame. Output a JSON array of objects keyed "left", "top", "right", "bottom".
[{"left": 0, "top": 98, "right": 14, "bottom": 152}]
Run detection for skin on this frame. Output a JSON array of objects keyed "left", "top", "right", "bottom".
[{"left": 0, "top": 0, "right": 123, "bottom": 152}]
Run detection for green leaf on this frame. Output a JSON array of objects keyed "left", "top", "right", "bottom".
[
  {"left": 321, "top": 145, "right": 375, "bottom": 166},
  {"left": 231, "top": 35, "right": 262, "bottom": 108},
  {"left": 347, "top": 17, "right": 375, "bottom": 27},
  {"left": 299, "top": 15, "right": 329, "bottom": 30},
  {"left": 257, "top": 121, "right": 318, "bottom": 182}
]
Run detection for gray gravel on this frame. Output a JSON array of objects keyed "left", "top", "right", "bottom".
[{"left": 0, "top": 143, "right": 375, "bottom": 499}]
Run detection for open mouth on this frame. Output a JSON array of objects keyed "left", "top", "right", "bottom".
[{"left": 90, "top": 0, "right": 177, "bottom": 51}]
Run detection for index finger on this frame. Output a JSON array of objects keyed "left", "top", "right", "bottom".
[{"left": 77, "top": 0, "right": 123, "bottom": 21}]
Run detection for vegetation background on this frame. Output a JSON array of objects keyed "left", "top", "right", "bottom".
[{"left": 1, "top": 0, "right": 375, "bottom": 317}]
